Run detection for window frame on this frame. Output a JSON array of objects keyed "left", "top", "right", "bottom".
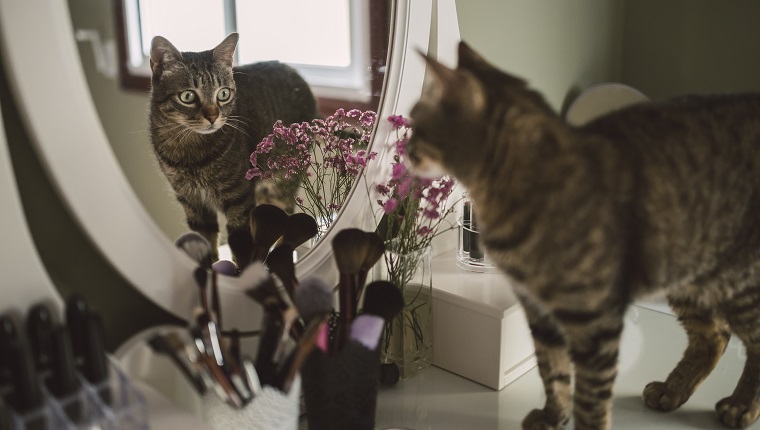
[{"left": 112, "top": 0, "right": 390, "bottom": 116}]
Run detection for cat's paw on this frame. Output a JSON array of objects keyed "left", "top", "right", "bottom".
[
  {"left": 643, "top": 381, "right": 689, "bottom": 411},
  {"left": 716, "top": 396, "right": 760, "bottom": 428},
  {"left": 522, "top": 408, "right": 569, "bottom": 430}
]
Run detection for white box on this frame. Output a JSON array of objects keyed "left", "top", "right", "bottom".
[{"left": 431, "top": 250, "right": 536, "bottom": 390}]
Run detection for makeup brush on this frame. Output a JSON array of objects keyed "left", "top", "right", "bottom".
[
  {"left": 332, "top": 228, "right": 371, "bottom": 351},
  {"left": 212, "top": 259, "right": 239, "bottom": 277},
  {"left": 357, "top": 232, "right": 385, "bottom": 292},
  {"left": 193, "top": 267, "right": 211, "bottom": 316},
  {"left": 361, "top": 280, "right": 405, "bottom": 321},
  {"left": 191, "top": 330, "right": 244, "bottom": 409},
  {"left": 178, "top": 232, "right": 223, "bottom": 328},
  {"left": 241, "top": 264, "right": 298, "bottom": 384},
  {"left": 190, "top": 310, "right": 251, "bottom": 405},
  {"left": 210, "top": 269, "right": 222, "bottom": 330},
  {"left": 352, "top": 281, "right": 404, "bottom": 351},
  {"left": 147, "top": 332, "right": 206, "bottom": 394},
  {"left": 175, "top": 232, "right": 214, "bottom": 269},
  {"left": 227, "top": 228, "right": 254, "bottom": 270},
  {"left": 240, "top": 263, "right": 290, "bottom": 309},
  {"left": 277, "top": 315, "right": 328, "bottom": 393},
  {"left": 281, "top": 213, "right": 319, "bottom": 248},
  {"left": 250, "top": 204, "right": 288, "bottom": 262},
  {"left": 265, "top": 243, "right": 297, "bottom": 298},
  {"left": 241, "top": 356, "right": 262, "bottom": 397},
  {"left": 294, "top": 276, "right": 334, "bottom": 324}
]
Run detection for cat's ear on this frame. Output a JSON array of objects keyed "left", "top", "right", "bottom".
[
  {"left": 150, "top": 36, "right": 183, "bottom": 75},
  {"left": 213, "top": 33, "right": 239, "bottom": 67},
  {"left": 457, "top": 41, "right": 489, "bottom": 71}
]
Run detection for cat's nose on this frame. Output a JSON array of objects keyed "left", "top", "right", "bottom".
[{"left": 203, "top": 106, "right": 219, "bottom": 124}]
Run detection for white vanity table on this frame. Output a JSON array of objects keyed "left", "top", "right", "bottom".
[{"left": 372, "top": 304, "right": 759, "bottom": 430}]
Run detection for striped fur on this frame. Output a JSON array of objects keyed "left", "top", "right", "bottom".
[
  {"left": 408, "top": 42, "right": 760, "bottom": 429},
  {"left": 149, "top": 34, "right": 316, "bottom": 261}
]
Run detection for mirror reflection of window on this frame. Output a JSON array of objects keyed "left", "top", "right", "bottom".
[{"left": 118, "top": 0, "right": 381, "bottom": 113}]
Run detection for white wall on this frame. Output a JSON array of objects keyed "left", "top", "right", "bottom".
[
  {"left": 455, "top": 0, "right": 625, "bottom": 113},
  {"left": 621, "top": 0, "right": 760, "bottom": 100},
  {"left": 455, "top": 0, "right": 760, "bottom": 107}
]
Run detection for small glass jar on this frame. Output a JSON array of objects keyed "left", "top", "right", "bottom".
[{"left": 456, "top": 193, "right": 496, "bottom": 273}]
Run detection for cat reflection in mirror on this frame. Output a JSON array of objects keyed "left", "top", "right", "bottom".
[
  {"left": 408, "top": 42, "right": 760, "bottom": 430},
  {"left": 149, "top": 33, "right": 316, "bottom": 261}
]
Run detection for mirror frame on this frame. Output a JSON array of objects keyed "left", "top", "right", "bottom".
[{"left": 0, "top": 0, "right": 459, "bottom": 329}]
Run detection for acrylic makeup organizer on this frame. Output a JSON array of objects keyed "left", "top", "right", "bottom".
[
  {"left": 0, "top": 303, "right": 149, "bottom": 430},
  {"left": 5, "top": 360, "right": 149, "bottom": 430},
  {"left": 456, "top": 192, "right": 497, "bottom": 273}
]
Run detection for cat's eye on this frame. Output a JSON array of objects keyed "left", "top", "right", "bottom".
[
  {"left": 217, "top": 88, "right": 231, "bottom": 102},
  {"left": 178, "top": 90, "right": 196, "bottom": 104}
]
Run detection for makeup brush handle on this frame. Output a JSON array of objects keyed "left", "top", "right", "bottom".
[
  {"left": 278, "top": 316, "right": 326, "bottom": 393},
  {"left": 336, "top": 273, "right": 358, "bottom": 351},
  {"left": 254, "top": 312, "right": 284, "bottom": 387}
]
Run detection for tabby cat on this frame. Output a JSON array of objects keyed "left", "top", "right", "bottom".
[
  {"left": 407, "top": 41, "right": 760, "bottom": 430},
  {"left": 149, "top": 33, "right": 316, "bottom": 261}
]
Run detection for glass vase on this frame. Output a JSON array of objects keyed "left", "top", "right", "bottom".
[{"left": 374, "top": 238, "right": 433, "bottom": 381}]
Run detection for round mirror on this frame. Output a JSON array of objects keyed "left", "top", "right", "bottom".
[
  {"left": 0, "top": 0, "right": 439, "bottom": 330},
  {"left": 70, "top": 0, "right": 392, "bottom": 261}
]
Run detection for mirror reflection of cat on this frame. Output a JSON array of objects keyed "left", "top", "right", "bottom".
[{"left": 148, "top": 33, "right": 316, "bottom": 262}]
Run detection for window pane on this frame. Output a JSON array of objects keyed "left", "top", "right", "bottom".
[
  {"left": 138, "top": 0, "right": 226, "bottom": 56},
  {"left": 236, "top": 0, "right": 352, "bottom": 67}
]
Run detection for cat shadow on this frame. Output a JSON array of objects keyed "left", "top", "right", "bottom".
[{"left": 615, "top": 395, "right": 719, "bottom": 429}]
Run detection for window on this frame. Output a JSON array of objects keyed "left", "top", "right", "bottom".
[{"left": 114, "top": 0, "right": 390, "bottom": 114}]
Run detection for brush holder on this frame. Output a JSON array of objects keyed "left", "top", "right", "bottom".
[
  {"left": 456, "top": 193, "right": 497, "bottom": 273},
  {"left": 200, "top": 377, "right": 301, "bottom": 430},
  {"left": 300, "top": 342, "right": 380, "bottom": 430}
]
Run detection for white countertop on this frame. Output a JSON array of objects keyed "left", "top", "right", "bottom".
[
  {"left": 430, "top": 249, "right": 522, "bottom": 319},
  {"left": 373, "top": 305, "right": 758, "bottom": 429}
]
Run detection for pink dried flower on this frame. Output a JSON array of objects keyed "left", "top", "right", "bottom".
[
  {"left": 373, "top": 114, "right": 457, "bottom": 257},
  {"left": 387, "top": 115, "right": 409, "bottom": 129},
  {"left": 383, "top": 198, "right": 398, "bottom": 213},
  {"left": 250, "top": 108, "right": 377, "bottom": 225}
]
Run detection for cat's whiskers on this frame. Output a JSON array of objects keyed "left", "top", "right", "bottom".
[
  {"left": 223, "top": 121, "right": 253, "bottom": 140},
  {"left": 170, "top": 127, "right": 197, "bottom": 147},
  {"left": 225, "top": 117, "right": 251, "bottom": 132}
]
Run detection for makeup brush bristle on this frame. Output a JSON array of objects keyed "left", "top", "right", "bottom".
[
  {"left": 282, "top": 213, "right": 319, "bottom": 248},
  {"left": 239, "top": 263, "right": 283, "bottom": 309},
  {"left": 358, "top": 232, "right": 386, "bottom": 288},
  {"left": 250, "top": 204, "right": 289, "bottom": 261},
  {"left": 175, "top": 232, "right": 214, "bottom": 269},
  {"left": 212, "top": 259, "right": 238, "bottom": 277},
  {"left": 294, "top": 276, "right": 334, "bottom": 323},
  {"left": 332, "top": 228, "right": 369, "bottom": 275},
  {"left": 227, "top": 229, "right": 254, "bottom": 269},
  {"left": 361, "top": 281, "right": 404, "bottom": 320},
  {"left": 362, "top": 232, "right": 385, "bottom": 270},
  {"left": 238, "top": 263, "right": 272, "bottom": 295}
]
